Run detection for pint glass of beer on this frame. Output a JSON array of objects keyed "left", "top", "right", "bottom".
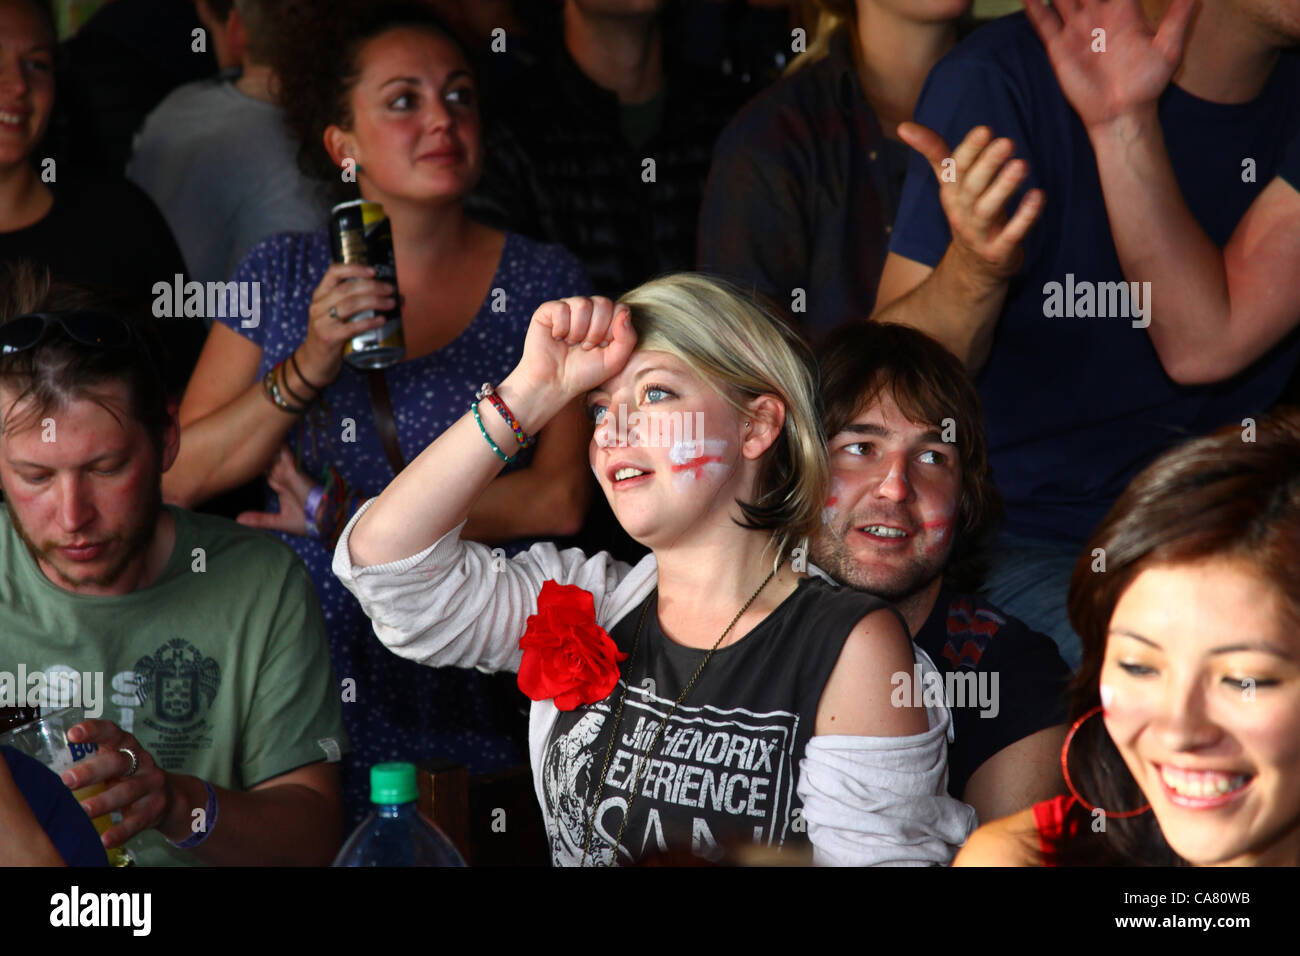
[{"left": 0, "top": 706, "right": 133, "bottom": 866}]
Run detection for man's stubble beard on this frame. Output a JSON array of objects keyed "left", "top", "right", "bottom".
[
  {"left": 6, "top": 479, "right": 163, "bottom": 590},
  {"left": 811, "top": 518, "right": 947, "bottom": 604}
]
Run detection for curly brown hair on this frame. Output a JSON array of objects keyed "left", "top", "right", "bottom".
[{"left": 269, "top": 1, "right": 473, "bottom": 202}]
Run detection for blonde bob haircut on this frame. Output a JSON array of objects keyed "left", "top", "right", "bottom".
[{"left": 616, "top": 273, "right": 827, "bottom": 568}]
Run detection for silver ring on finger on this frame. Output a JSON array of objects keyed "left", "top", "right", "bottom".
[
  {"left": 329, "top": 306, "right": 339, "bottom": 319},
  {"left": 119, "top": 747, "right": 140, "bottom": 778}
]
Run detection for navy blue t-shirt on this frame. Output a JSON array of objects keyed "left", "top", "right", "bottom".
[
  {"left": 1280, "top": 121, "right": 1300, "bottom": 189},
  {"left": 890, "top": 14, "right": 1300, "bottom": 543},
  {"left": 2, "top": 746, "right": 109, "bottom": 866},
  {"left": 912, "top": 592, "right": 1070, "bottom": 800}
]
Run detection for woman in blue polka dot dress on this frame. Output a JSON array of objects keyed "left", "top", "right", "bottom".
[{"left": 163, "top": 3, "right": 593, "bottom": 825}]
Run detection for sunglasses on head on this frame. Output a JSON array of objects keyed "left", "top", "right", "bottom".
[{"left": 0, "top": 311, "right": 137, "bottom": 356}]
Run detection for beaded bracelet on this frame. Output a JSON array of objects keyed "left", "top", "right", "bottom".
[
  {"left": 475, "top": 383, "right": 533, "bottom": 448},
  {"left": 471, "top": 400, "right": 518, "bottom": 465},
  {"left": 262, "top": 366, "right": 308, "bottom": 415}
]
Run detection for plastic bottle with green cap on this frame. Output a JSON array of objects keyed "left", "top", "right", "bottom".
[{"left": 332, "top": 762, "right": 466, "bottom": 867}]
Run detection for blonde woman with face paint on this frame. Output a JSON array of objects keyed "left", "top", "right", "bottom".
[
  {"left": 334, "top": 273, "right": 977, "bottom": 866},
  {"left": 957, "top": 408, "right": 1300, "bottom": 867}
]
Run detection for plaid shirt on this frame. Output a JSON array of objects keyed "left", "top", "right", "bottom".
[{"left": 696, "top": 28, "right": 910, "bottom": 341}]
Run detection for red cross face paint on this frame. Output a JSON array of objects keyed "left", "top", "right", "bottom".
[
  {"left": 586, "top": 351, "right": 745, "bottom": 550},
  {"left": 822, "top": 477, "right": 844, "bottom": 528},
  {"left": 1100, "top": 559, "right": 1300, "bottom": 866},
  {"left": 920, "top": 516, "right": 956, "bottom": 555},
  {"left": 811, "top": 395, "right": 960, "bottom": 602},
  {"left": 668, "top": 438, "right": 730, "bottom": 488}
]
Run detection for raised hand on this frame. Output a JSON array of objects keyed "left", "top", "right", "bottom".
[
  {"left": 899, "top": 121, "right": 1045, "bottom": 280},
  {"left": 514, "top": 296, "right": 638, "bottom": 403},
  {"left": 1023, "top": 0, "right": 1196, "bottom": 131}
]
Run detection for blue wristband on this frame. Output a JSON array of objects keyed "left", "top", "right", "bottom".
[
  {"left": 166, "top": 780, "right": 219, "bottom": 849},
  {"left": 304, "top": 485, "right": 327, "bottom": 539}
]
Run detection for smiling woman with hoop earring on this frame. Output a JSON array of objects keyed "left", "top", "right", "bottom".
[{"left": 957, "top": 409, "right": 1300, "bottom": 867}]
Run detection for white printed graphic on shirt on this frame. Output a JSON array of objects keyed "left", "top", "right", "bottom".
[
  {"left": 544, "top": 683, "right": 799, "bottom": 866},
  {"left": 543, "top": 710, "right": 609, "bottom": 864}
]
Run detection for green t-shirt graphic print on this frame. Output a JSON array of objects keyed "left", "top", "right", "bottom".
[{"left": 0, "top": 505, "right": 348, "bottom": 866}]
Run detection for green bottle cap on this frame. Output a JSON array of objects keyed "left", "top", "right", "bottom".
[{"left": 369, "top": 762, "right": 418, "bottom": 805}]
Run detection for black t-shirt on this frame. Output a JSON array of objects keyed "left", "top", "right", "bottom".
[
  {"left": 0, "top": 176, "right": 204, "bottom": 396},
  {"left": 542, "top": 576, "right": 893, "bottom": 866},
  {"left": 913, "top": 591, "right": 1071, "bottom": 799}
]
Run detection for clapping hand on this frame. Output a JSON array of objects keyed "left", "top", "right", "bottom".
[
  {"left": 1023, "top": 0, "right": 1197, "bottom": 132},
  {"left": 898, "top": 122, "right": 1045, "bottom": 280}
]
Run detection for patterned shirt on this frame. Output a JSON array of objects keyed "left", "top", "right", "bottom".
[
  {"left": 912, "top": 591, "right": 1070, "bottom": 797},
  {"left": 221, "top": 229, "right": 589, "bottom": 825}
]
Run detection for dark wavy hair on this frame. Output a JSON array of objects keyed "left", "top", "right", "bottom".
[
  {"left": 815, "top": 321, "right": 1002, "bottom": 591},
  {"left": 270, "top": 1, "right": 473, "bottom": 202},
  {"left": 1053, "top": 408, "right": 1300, "bottom": 866}
]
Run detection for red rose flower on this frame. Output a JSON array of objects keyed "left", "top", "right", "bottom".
[{"left": 518, "top": 581, "right": 628, "bottom": 711}]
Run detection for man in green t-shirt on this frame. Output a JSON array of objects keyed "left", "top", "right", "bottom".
[{"left": 0, "top": 267, "right": 348, "bottom": 865}]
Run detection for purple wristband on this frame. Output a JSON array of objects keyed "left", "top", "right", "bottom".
[
  {"left": 304, "top": 485, "right": 327, "bottom": 539},
  {"left": 167, "top": 779, "right": 219, "bottom": 849}
]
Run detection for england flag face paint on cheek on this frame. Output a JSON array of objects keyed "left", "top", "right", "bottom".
[
  {"left": 823, "top": 477, "right": 844, "bottom": 527},
  {"left": 917, "top": 494, "right": 956, "bottom": 541},
  {"left": 668, "top": 438, "right": 729, "bottom": 489},
  {"left": 1101, "top": 683, "right": 1115, "bottom": 714},
  {"left": 920, "top": 517, "right": 953, "bottom": 552}
]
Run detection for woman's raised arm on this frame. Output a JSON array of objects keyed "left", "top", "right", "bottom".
[{"left": 344, "top": 297, "right": 636, "bottom": 569}]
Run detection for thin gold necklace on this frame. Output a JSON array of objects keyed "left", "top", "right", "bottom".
[{"left": 579, "top": 567, "right": 778, "bottom": 866}]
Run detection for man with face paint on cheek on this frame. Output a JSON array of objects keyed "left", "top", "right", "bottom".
[{"left": 810, "top": 322, "right": 1071, "bottom": 824}]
